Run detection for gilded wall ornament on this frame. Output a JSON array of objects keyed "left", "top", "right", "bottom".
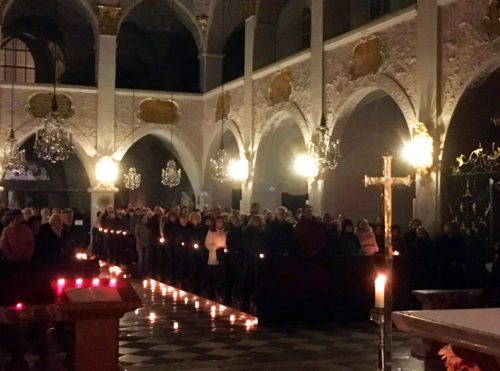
[
  {"left": 96, "top": 5, "right": 122, "bottom": 35},
  {"left": 196, "top": 15, "right": 209, "bottom": 31},
  {"left": 26, "top": 92, "right": 74, "bottom": 119},
  {"left": 350, "top": 37, "right": 384, "bottom": 80},
  {"left": 215, "top": 92, "right": 231, "bottom": 122},
  {"left": 139, "top": 98, "right": 179, "bottom": 125},
  {"left": 269, "top": 70, "right": 293, "bottom": 105},
  {"left": 482, "top": 0, "right": 500, "bottom": 39}
]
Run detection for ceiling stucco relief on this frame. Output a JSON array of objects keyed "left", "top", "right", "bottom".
[
  {"left": 440, "top": 0, "right": 500, "bottom": 140},
  {"left": 325, "top": 18, "right": 417, "bottom": 133},
  {"left": 269, "top": 69, "right": 293, "bottom": 105},
  {"left": 138, "top": 98, "right": 180, "bottom": 125},
  {"left": 350, "top": 37, "right": 384, "bottom": 79}
]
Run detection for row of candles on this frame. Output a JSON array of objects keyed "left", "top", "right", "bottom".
[
  {"left": 143, "top": 278, "right": 259, "bottom": 329},
  {"left": 98, "top": 228, "right": 128, "bottom": 236}
]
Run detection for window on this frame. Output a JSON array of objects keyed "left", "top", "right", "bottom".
[
  {"left": 0, "top": 38, "right": 35, "bottom": 83},
  {"left": 370, "top": 0, "right": 390, "bottom": 19}
]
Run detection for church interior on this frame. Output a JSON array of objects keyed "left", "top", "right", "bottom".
[{"left": 0, "top": 0, "right": 499, "bottom": 370}]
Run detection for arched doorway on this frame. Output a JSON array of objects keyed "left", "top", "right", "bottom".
[
  {"left": 325, "top": 91, "right": 414, "bottom": 226},
  {"left": 205, "top": 130, "right": 240, "bottom": 209},
  {"left": 253, "top": 113, "right": 308, "bottom": 214},
  {"left": 116, "top": 135, "right": 194, "bottom": 209},
  {"left": 441, "top": 66, "right": 500, "bottom": 280},
  {"left": 2, "top": 135, "right": 91, "bottom": 214}
]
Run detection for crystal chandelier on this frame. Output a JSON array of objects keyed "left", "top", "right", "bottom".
[
  {"left": 33, "top": 102, "right": 73, "bottom": 163},
  {"left": 161, "top": 159, "right": 181, "bottom": 187},
  {"left": 33, "top": 0, "right": 73, "bottom": 163},
  {"left": 309, "top": 114, "right": 341, "bottom": 173},
  {"left": 124, "top": 85, "right": 141, "bottom": 190},
  {"left": 161, "top": 101, "right": 181, "bottom": 187},
  {"left": 2, "top": 53, "right": 25, "bottom": 171},
  {"left": 124, "top": 166, "right": 141, "bottom": 190}
]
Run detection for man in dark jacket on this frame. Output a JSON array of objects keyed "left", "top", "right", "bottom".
[
  {"left": 295, "top": 205, "right": 326, "bottom": 257},
  {"left": 266, "top": 206, "right": 297, "bottom": 259}
]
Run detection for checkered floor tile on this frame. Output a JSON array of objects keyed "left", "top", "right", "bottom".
[{"left": 118, "top": 282, "right": 429, "bottom": 370}]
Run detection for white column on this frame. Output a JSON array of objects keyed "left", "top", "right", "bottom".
[
  {"left": 198, "top": 53, "right": 223, "bottom": 92},
  {"left": 96, "top": 34, "right": 117, "bottom": 154},
  {"left": 89, "top": 189, "right": 117, "bottom": 230},
  {"left": 240, "top": 15, "right": 257, "bottom": 213},
  {"left": 308, "top": 0, "right": 325, "bottom": 215},
  {"left": 415, "top": 0, "right": 439, "bottom": 233}
]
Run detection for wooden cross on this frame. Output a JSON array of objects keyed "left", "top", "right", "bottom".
[{"left": 364, "top": 155, "right": 412, "bottom": 256}]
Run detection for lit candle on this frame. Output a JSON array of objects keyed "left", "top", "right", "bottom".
[
  {"left": 159, "top": 237, "right": 165, "bottom": 244},
  {"left": 194, "top": 243, "right": 199, "bottom": 249},
  {"left": 173, "top": 321, "right": 179, "bottom": 330},
  {"left": 259, "top": 253, "right": 265, "bottom": 259},
  {"left": 149, "top": 312, "right": 156, "bottom": 322},
  {"left": 195, "top": 301, "right": 200, "bottom": 309},
  {"left": 173, "top": 291, "right": 178, "bottom": 300},
  {"left": 393, "top": 250, "right": 400, "bottom": 256},
  {"left": 161, "top": 287, "right": 167, "bottom": 296},
  {"left": 57, "top": 278, "right": 66, "bottom": 287},
  {"left": 109, "top": 278, "right": 117, "bottom": 287},
  {"left": 374, "top": 274, "right": 386, "bottom": 309},
  {"left": 75, "top": 278, "right": 83, "bottom": 288},
  {"left": 142, "top": 279, "right": 148, "bottom": 288},
  {"left": 229, "top": 314, "right": 235, "bottom": 323},
  {"left": 15, "top": 302, "right": 24, "bottom": 311},
  {"left": 92, "top": 278, "right": 100, "bottom": 287},
  {"left": 184, "top": 297, "right": 188, "bottom": 304},
  {"left": 181, "top": 242, "right": 185, "bottom": 246}
]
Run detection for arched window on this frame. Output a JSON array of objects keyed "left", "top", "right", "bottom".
[{"left": 0, "top": 38, "right": 35, "bottom": 83}]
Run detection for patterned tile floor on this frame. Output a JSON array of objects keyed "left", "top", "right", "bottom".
[{"left": 119, "top": 282, "right": 440, "bottom": 371}]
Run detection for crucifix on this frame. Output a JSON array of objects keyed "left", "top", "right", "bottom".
[{"left": 364, "top": 155, "right": 411, "bottom": 370}]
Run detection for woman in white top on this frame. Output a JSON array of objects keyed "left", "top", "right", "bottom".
[
  {"left": 354, "top": 218, "right": 379, "bottom": 255},
  {"left": 204, "top": 216, "right": 227, "bottom": 299}
]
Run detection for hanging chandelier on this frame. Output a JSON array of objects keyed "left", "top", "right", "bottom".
[
  {"left": 33, "top": 0, "right": 73, "bottom": 163},
  {"left": 161, "top": 94, "right": 181, "bottom": 187},
  {"left": 161, "top": 159, "right": 181, "bottom": 187},
  {"left": 124, "top": 82, "right": 141, "bottom": 190},
  {"left": 209, "top": 0, "right": 231, "bottom": 183},
  {"left": 124, "top": 166, "right": 141, "bottom": 190},
  {"left": 2, "top": 48, "right": 25, "bottom": 171},
  {"left": 309, "top": 114, "right": 341, "bottom": 173}
]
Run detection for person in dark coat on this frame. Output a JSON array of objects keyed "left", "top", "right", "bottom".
[
  {"left": 170, "top": 215, "right": 192, "bottom": 288},
  {"left": 241, "top": 215, "right": 266, "bottom": 311},
  {"left": 408, "top": 226, "right": 438, "bottom": 289},
  {"left": 322, "top": 213, "right": 340, "bottom": 256},
  {"left": 334, "top": 219, "right": 361, "bottom": 255},
  {"left": 224, "top": 215, "right": 244, "bottom": 305},
  {"left": 435, "top": 222, "right": 466, "bottom": 289},
  {"left": 295, "top": 205, "right": 326, "bottom": 257},
  {"left": 266, "top": 206, "right": 297, "bottom": 259},
  {"left": 34, "top": 214, "right": 64, "bottom": 262},
  {"left": 404, "top": 218, "right": 422, "bottom": 252}
]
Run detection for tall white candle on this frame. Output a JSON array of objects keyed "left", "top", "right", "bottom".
[{"left": 374, "top": 274, "right": 386, "bottom": 309}]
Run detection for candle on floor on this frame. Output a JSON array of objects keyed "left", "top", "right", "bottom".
[
  {"left": 173, "top": 321, "right": 179, "bottom": 330},
  {"left": 149, "top": 312, "right": 156, "bottom": 322},
  {"left": 374, "top": 274, "right": 386, "bottom": 308}
]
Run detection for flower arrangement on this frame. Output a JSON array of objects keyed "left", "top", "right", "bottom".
[{"left": 439, "top": 345, "right": 482, "bottom": 371}]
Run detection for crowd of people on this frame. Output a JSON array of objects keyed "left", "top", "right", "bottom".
[
  {"left": 94, "top": 202, "right": 477, "bottom": 308},
  {"left": 0, "top": 207, "right": 85, "bottom": 263},
  {"left": 1, "top": 202, "right": 498, "bottom": 308}
]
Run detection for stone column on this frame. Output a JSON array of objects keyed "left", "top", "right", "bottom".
[
  {"left": 253, "top": 23, "right": 277, "bottom": 70},
  {"left": 96, "top": 5, "right": 121, "bottom": 154},
  {"left": 89, "top": 188, "right": 118, "bottom": 229},
  {"left": 240, "top": 15, "right": 257, "bottom": 213},
  {"left": 308, "top": 0, "right": 325, "bottom": 215},
  {"left": 198, "top": 53, "right": 223, "bottom": 92},
  {"left": 415, "top": 0, "right": 439, "bottom": 233}
]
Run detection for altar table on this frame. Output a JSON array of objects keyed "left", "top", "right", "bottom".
[{"left": 392, "top": 308, "right": 500, "bottom": 370}]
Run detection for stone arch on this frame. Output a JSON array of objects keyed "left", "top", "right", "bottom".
[
  {"left": 16, "top": 129, "right": 95, "bottom": 187},
  {"left": 114, "top": 125, "right": 202, "bottom": 193},
  {"left": 252, "top": 107, "right": 309, "bottom": 212},
  {"left": 118, "top": 0, "right": 203, "bottom": 51},
  {"left": 324, "top": 88, "right": 414, "bottom": 226},
  {"left": 255, "top": 102, "right": 311, "bottom": 160},
  {"left": 440, "top": 55, "right": 500, "bottom": 146},
  {"left": 329, "top": 75, "right": 417, "bottom": 142},
  {"left": 2, "top": 0, "right": 100, "bottom": 40}
]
